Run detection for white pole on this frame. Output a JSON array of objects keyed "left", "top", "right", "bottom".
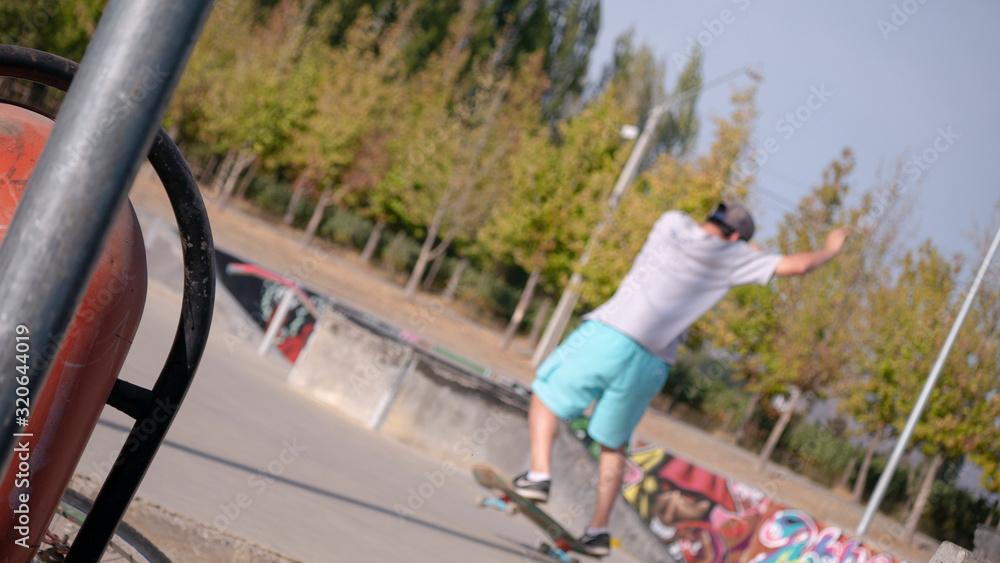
[
  {"left": 856, "top": 222, "right": 1000, "bottom": 536},
  {"left": 258, "top": 287, "right": 299, "bottom": 356}
]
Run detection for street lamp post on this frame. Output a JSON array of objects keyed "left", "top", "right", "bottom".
[{"left": 531, "top": 67, "right": 750, "bottom": 368}]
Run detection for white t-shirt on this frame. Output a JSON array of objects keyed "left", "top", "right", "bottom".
[{"left": 584, "top": 211, "right": 782, "bottom": 363}]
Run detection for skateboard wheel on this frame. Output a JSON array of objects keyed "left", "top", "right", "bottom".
[
  {"left": 505, "top": 503, "right": 519, "bottom": 516},
  {"left": 538, "top": 543, "right": 551, "bottom": 555},
  {"left": 476, "top": 495, "right": 488, "bottom": 508}
]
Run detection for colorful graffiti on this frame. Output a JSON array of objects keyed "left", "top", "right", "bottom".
[
  {"left": 214, "top": 249, "right": 441, "bottom": 364},
  {"left": 619, "top": 441, "right": 906, "bottom": 563},
  {"left": 750, "top": 509, "right": 897, "bottom": 563},
  {"left": 215, "top": 249, "right": 328, "bottom": 363}
]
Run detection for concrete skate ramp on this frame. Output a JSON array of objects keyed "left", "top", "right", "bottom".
[{"left": 289, "top": 311, "right": 674, "bottom": 562}]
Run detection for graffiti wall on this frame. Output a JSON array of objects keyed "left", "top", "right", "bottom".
[
  {"left": 215, "top": 249, "right": 326, "bottom": 363},
  {"left": 215, "top": 249, "right": 434, "bottom": 363},
  {"left": 622, "top": 442, "right": 906, "bottom": 563}
]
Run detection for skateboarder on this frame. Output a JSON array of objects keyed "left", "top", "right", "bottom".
[{"left": 512, "top": 202, "right": 849, "bottom": 556}]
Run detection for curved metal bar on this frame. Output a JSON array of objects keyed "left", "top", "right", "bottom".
[
  {"left": 0, "top": 36, "right": 216, "bottom": 561},
  {"left": 71, "top": 128, "right": 217, "bottom": 561},
  {"left": 0, "top": 0, "right": 212, "bottom": 475}
]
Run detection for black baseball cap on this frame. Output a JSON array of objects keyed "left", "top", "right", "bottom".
[{"left": 708, "top": 202, "right": 755, "bottom": 241}]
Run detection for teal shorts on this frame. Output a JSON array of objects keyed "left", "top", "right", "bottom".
[{"left": 532, "top": 321, "right": 670, "bottom": 450}]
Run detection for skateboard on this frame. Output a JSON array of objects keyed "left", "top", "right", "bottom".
[{"left": 472, "top": 463, "right": 602, "bottom": 563}]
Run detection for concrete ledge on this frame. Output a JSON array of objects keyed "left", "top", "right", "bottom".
[
  {"left": 289, "top": 311, "right": 414, "bottom": 427},
  {"left": 933, "top": 541, "right": 993, "bottom": 563},
  {"left": 379, "top": 352, "right": 531, "bottom": 477},
  {"left": 975, "top": 526, "right": 1000, "bottom": 562}
]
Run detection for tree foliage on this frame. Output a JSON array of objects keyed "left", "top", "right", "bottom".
[{"left": 0, "top": 0, "right": 106, "bottom": 62}]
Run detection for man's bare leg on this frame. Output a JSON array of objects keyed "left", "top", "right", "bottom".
[
  {"left": 528, "top": 394, "right": 559, "bottom": 473},
  {"left": 589, "top": 444, "right": 626, "bottom": 529}
]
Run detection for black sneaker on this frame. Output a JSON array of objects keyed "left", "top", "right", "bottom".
[
  {"left": 579, "top": 531, "right": 611, "bottom": 556},
  {"left": 511, "top": 472, "right": 550, "bottom": 502}
]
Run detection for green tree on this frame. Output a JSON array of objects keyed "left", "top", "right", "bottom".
[
  {"left": 897, "top": 236, "right": 1000, "bottom": 540},
  {"left": 289, "top": 3, "right": 412, "bottom": 244},
  {"left": 754, "top": 150, "right": 860, "bottom": 469},
  {"left": 477, "top": 62, "right": 637, "bottom": 347},
  {"left": 0, "top": 0, "right": 106, "bottom": 109},
  {"left": 592, "top": 31, "right": 701, "bottom": 160},
  {"left": 965, "top": 217, "right": 1000, "bottom": 501},
  {"left": 697, "top": 283, "right": 779, "bottom": 446},
  {"left": 170, "top": 0, "right": 318, "bottom": 204},
  {"left": 540, "top": 0, "right": 600, "bottom": 121},
  {"left": 399, "top": 5, "right": 551, "bottom": 298},
  {"left": 0, "top": 0, "right": 106, "bottom": 62},
  {"left": 816, "top": 164, "right": 913, "bottom": 501}
]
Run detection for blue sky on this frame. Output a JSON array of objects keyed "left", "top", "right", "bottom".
[{"left": 589, "top": 0, "right": 1000, "bottom": 263}]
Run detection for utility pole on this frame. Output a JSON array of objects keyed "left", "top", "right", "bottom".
[
  {"left": 856, "top": 222, "right": 1000, "bottom": 536},
  {"left": 531, "top": 68, "right": 750, "bottom": 367}
]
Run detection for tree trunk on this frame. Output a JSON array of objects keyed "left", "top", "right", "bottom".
[
  {"left": 405, "top": 197, "right": 450, "bottom": 298},
  {"left": 234, "top": 161, "right": 258, "bottom": 200},
  {"left": 903, "top": 451, "right": 945, "bottom": 542},
  {"left": 211, "top": 147, "right": 238, "bottom": 195},
  {"left": 300, "top": 189, "right": 333, "bottom": 247},
  {"left": 757, "top": 387, "right": 803, "bottom": 470},
  {"left": 502, "top": 266, "right": 542, "bottom": 350},
  {"left": 360, "top": 218, "right": 386, "bottom": 264},
  {"left": 422, "top": 251, "right": 448, "bottom": 291},
  {"left": 284, "top": 174, "right": 310, "bottom": 226},
  {"left": 407, "top": 232, "right": 454, "bottom": 299},
  {"left": 735, "top": 393, "right": 761, "bottom": 447},
  {"left": 300, "top": 184, "right": 353, "bottom": 247},
  {"left": 527, "top": 298, "right": 552, "bottom": 349},
  {"left": 853, "top": 424, "right": 885, "bottom": 502},
  {"left": 443, "top": 258, "right": 468, "bottom": 302},
  {"left": 406, "top": 78, "right": 509, "bottom": 300},
  {"left": 197, "top": 153, "right": 220, "bottom": 184},
  {"left": 219, "top": 150, "right": 256, "bottom": 207},
  {"left": 837, "top": 457, "right": 858, "bottom": 492},
  {"left": 902, "top": 453, "right": 928, "bottom": 518}
]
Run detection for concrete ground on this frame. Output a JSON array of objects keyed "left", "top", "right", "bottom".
[{"left": 73, "top": 280, "right": 642, "bottom": 563}]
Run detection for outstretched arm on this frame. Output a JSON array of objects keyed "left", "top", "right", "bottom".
[{"left": 774, "top": 227, "right": 849, "bottom": 277}]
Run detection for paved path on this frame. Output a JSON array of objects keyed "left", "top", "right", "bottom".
[{"left": 74, "top": 280, "right": 640, "bottom": 563}]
